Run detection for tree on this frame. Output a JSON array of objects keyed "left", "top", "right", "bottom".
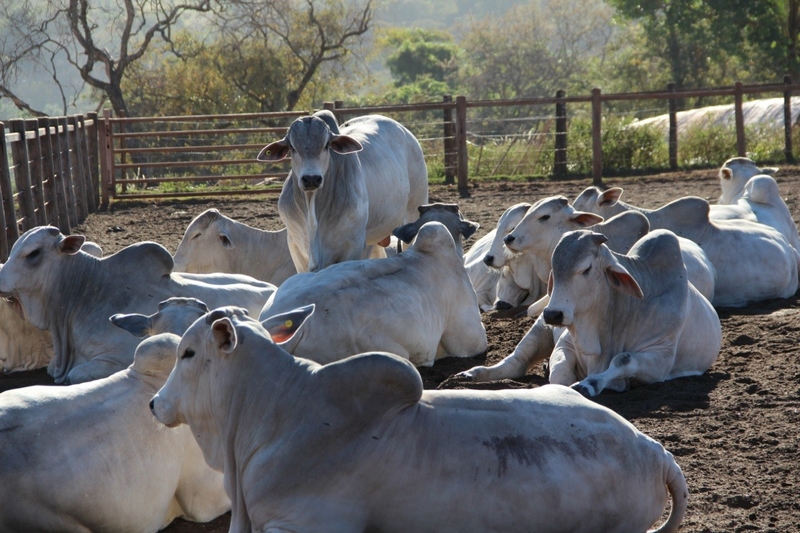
[
  {"left": 380, "top": 28, "right": 456, "bottom": 86},
  {"left": 0, "top": 0, "right": 219, "bottom": 117}
]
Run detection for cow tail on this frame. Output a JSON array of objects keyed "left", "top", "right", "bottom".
[{"left": 650, "top": 451, "right": 688, "bottom": 533}]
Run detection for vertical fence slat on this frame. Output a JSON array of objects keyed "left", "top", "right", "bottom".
[
  {"left": 37, "top": 118, "right": 62, "bottom": 228},
  {"left": 455, "top": 95, "right": 469, "bottom": 198},
  {"left": 0, "top": 122, "right": 14, "bottom": 259},
  {"left": 57, "top": 116, "right": 79, "bottom": 228},
  {"left": 79, "top": 115, "right": 98, "bottom": 212},
  {"left": 9, "top": 119, "right": 38, "bottom": 230},
  {"left": 100, "top": 109, "right": 114, "bottom": 209},
  {"left": 25, "top": 119, "right": 48, "bottom": 225},
  {"left": 591, "top": 88, "right": 603, "bottom": 187},
  {"left": 86, "top": 112, "right": 100, "bottom": 212},
  {"left": 784, "top": 75, "right": 794, "bottom": 163},
  {"left": 46, "top": 118, "right": 71, "bottom": 234},
  {"left": 443, "top": 95, "right": 455, "bottom": 185},
  {"left": 68, "top": 115, "right": 89, "bottom": 220},
  {"left": 668, "top": 82, "right": 678, "bottom": 170},
  {"left": 554, "top": 89, "right": 567, "bottom": 177},
  {"left": 735, "top": 82, "right": 746, "bottom": 157}
]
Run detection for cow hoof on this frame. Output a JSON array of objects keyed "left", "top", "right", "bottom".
[
  {"left": 570, "top": 382, "right": 595, "bottom": 398},
  {"left": 454, "top": 370, "right": 476, "bottom": 381},
  {"left": 494, "top": 301, "right": 513, "bottom": 311}
]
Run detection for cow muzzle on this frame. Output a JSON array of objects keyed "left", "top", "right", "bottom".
[
  {"left": 542, "top": 308, "right": 564, "bottom": 326},
  {"left": 300, "top": 174, "right": 323, "bottom": 191}
]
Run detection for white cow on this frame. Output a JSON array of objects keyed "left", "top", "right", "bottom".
[
  {"left": 462, "top": 230, "right": 721, "bottom": 393},
  {"left": 0, "top": 242, "right": 103, "bottom": 375},
  {"left": 392, "top": 203, "right": 479, "bottom": 258},
  {"left": 151, "top": 306, "right": 688, "bottom": 533},
  {"left": 258, "top": 222, "right": 487, "bottom": 367},
  {"left": 717, "top": 156, "right": 778, "bottom": 204},
  {"left": 0, "top": 226, "right": 277, "bottom": 384},
  {"left": 172, "top": 208, "right": 296, "bottom": 285},
  {"left": 111, "top": 297, "right": 210, "bottom": 338},
  {"left": 466, "top": 202, "right": 543, "bottom": 311},
  {"left": 0, "top": 333, "right": 229, "bottom": 532},
  {"left": 574, "top": 190, "right": 798, "bottom": 307},
  {"left": 503, "top": 196, "right": 716, "bottom": 303},
  {"left": 258, "top": 110, "right": 428, "bottom": 272}
]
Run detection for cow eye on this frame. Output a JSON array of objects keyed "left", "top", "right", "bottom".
[
  {"left": 539, "top": 215, "right": 550, "bottom": 221},
  {"left": 582, "top": 265, "right": 592, "bottom": 276},
  {"left": 181, "top": 349, "right": 195, "bottom": 359},
  {"left": 26, "top": 249, "right": 41, "bottom": 260},
  {"left": 190, "top": 233, "right": 201, "bottom": 240}
]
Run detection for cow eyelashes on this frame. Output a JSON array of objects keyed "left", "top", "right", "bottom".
[
  {"left": 582, "top": 265, "right": 592, "bottom": 276},
  {"left": 539, "top": 215, "right": 550, "bottom": 221},
  {"left": 181, "top": 349, "right": 195, "bottom": 360}
]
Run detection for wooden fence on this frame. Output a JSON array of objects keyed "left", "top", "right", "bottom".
[
  {"left": 2, "top": 79, "right": 800, "bottom": 260},
  {"left": 0, "top": 114, "right": 99, "bottom": 261}
]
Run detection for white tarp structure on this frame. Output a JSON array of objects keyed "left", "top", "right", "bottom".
[{"left": 633, "top": 96, "right": 800, "bottom": 135}]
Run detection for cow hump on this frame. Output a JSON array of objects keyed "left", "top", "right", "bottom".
[{"left": 104, "top": 241, "right": 174, "bottom": 278}]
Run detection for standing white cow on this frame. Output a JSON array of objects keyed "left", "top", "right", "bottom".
[
  {"left": 717, "top": 156, "right": 778, "bottom": 204},
  {"left": 0, "top": 333, "right": 230, "bottom": 532},
  {"left": 151, "top": 306, "right": 688, "bottom": 533},
  {"left": 258, "top": 222, "right": 487, "bottom": 366},
  {"left": 258, "top": 110, "right": 428, "bottom": 272},
  {"left": 173, "top": 209, "right": 296, "bottom": 285},
  {"left": 0, "top": 226, "right": 276, "bottom": 384}
]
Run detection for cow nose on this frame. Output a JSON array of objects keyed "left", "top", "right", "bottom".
[
  {"left": 494, "top": 300, "right": 512, "bottom": 311},
  {"left": 300, "top": 174, "right": 323, "bottom": 190},
  {"left": 149, "top": 398, "right": 155, "bottom": 413},
  {"left": 543, "top": 309, "right": 564, "bottom": 326},
  {"left": 483, "top": 254, "right": 494, "bottom": 266},
  {"left": 503, "top": 234, "right": 515, "bottom": 245}
]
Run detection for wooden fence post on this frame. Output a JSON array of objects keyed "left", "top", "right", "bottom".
[
  {"left": 455, "top": 95, "right": 469, "bottom": 198},
  {"left": 554, "top": 89, "right": 567, "bottom": 177},
  {"left": 86, "top": 112, "right": 100, "bottom": 211},
  {"left": 591, "top": 88, "right": 603, "bottom": 187},
  {"left": 99, "top": 109, "right": 114, "bottom": 209},
  {"left": 784, "top": 75, "right": 794, "bottom": 163},
  {"left": 734, "top": 81, "right": 746, "bottom": 156},
  {"left": 37, "top": 118, "right": 62, "bottom": 228},
  {"left": 45, "top": 117, "right": 71, "bottom": 233},
  {"left": 25, "top": 119, "right": 48, "bottom": 225},
  {"left": 57, "top": 116, "right": 79, "bottom": 228},
  {"left": 668, "top": 82, "right": 678, "bottom": 170},
  {"left": 443, "top": 95, "right": 455, "bottom": 184},
  {"left": 68, "top": 115, "right": 89, "bottom": 221},
  {"left": 80, "top": 115, "right": 98, "bottom": 212},
  {"left": 0, "top": 122, "right": 17, "bottom": 258},
  {"left": 9, "top": 119, "right": 38, "bottom": 230}
]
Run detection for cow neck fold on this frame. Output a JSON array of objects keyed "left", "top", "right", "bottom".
[{"left": 48, "top": 253, "right": 104, "bottom": 383}]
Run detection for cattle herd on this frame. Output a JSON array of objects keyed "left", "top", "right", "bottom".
[{"left": 0, "top": 111, "right": 798, "bottom": 532}]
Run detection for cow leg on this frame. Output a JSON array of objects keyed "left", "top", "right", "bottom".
[
  {"left": 547, "top": 341, "right": 580, "bottom": 387},
  {"left": 457, "top": 315, "right": 555, "bottom": 381},
  {"left": 364, "top": 244, "right": 387, "bottom": 260},
  {"left": 571, "top": 350, "right": 674, "bottom": 397}
]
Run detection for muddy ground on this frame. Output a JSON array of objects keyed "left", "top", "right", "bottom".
[{"left": 3, "top": 168, "right": 800, "bottom": 532}]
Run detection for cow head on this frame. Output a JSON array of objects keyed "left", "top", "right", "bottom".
[
  {"left": 482, "top": 202, "right": 531, "bottom": 269},
  {"left": 502, "top": 196, "right": 602, "bottom": 260},
  {"left": 172, "top": 209, "right": 236, "bottom": 273},
  {"left": 257, "top": 112, "right": 362, "bottom": 193},
  {"left": 150, "top": 305, "right": 314, "bottom": 430},
  {"left": 572, "top": 186, "right": 624, "bottom": 213},
  {"left": 392, "top": 203, "right": 479, "bottom": 257},
  {"left": 0, "top": 226, "right": 86, "bottom": 329},
  {"left": 111, "top": 297, "right": 210, "bottom": 338},
  {"left": 543, "top": 230, "right": 642, "bottom": 328},
  {"left": 718, "top": 157, "right": 779, "bottom": 204}
]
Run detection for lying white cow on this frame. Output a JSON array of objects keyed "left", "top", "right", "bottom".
[
  {"left": 467, "top": 202, "right": 543, "bottom": 311},
  {"left": 0, "top": 242, "right": 103, "bottom": 375},
  {"left": 574, "top": 190, "right": 798, "bottom": 307},
  {"left": 111, "top": 297, "right": 210, "bottom": 338},
  {"left": 172, "top": 209, "right": 296, "bottom": 285},
  {"left": 718, "top": 156, "right": 778, "bottom": 204},
  {"left": 462, "top": 230, "right": 721, "bottom": 393},
  {"left": 258, "top": 110, "right": 428, "bottom": 272},
  {"left": 259, "top": 222, "right": 487, "bottom": 366},
  {"left": 392, "top": 203, "right": 479, "bottom": 257},
  {"left": 151, "top": 306, "right": 688, "bottom": 533},
  {"left": 504, "top": 196, "right": 716, "bottom": 303},
  {"left": 0, "top": 226, "right": 277, "bottom": 384},
  {"left": 0, "top": 333, "right": 229, "bottom": 532}
]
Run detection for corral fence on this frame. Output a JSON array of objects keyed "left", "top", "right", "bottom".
[{"left": 3, "top": 78, "right": 800, "bottom": 258}]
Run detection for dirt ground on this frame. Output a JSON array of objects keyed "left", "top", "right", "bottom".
[{"left": 3, "top": 168, "right": 800, "bottom": 532}]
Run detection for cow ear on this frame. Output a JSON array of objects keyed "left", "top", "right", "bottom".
[
  {"left": 211, "top": 317, "right": 238, "bottom": 354},
  {"left": 547, "top": 271, "right": 554, "bottom": 296},
  {"left": 598, "top": 187, "right": 623, "bottom": 206},
  {"left": 392, "top": 223, "right": 419, "bottom": 244},
  {"left": 110, "top": 313, "right": 152, "bottom": 338},
  {"left": 720, "top": 168, "right": 733, "bottom": 180},
  {"left": 261, "top": 304, "right": 315, "bottom": 344},
  {"left": 330, "top": 134, "right": 363, "bottom": 154},
  {"left": 761, "top": 166, "right": 779, "bottom": 176},
  {"left": 59, "top": 235, "right": 86, "bottom": 255},
  {"left": 257, "top": 138, "right": 291, "bottom": 162},
  {"left": 218, "top": 231, "right": 234, "bottom": 249},
  {"left": 458, "top": 219, "right": 480, "bottom": 239},
  {"left": 569, "top": 212, "right": 604, "bottom": 227},
  {"left": 604, "top": 264, "right": 644, "bottom": 299}
]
